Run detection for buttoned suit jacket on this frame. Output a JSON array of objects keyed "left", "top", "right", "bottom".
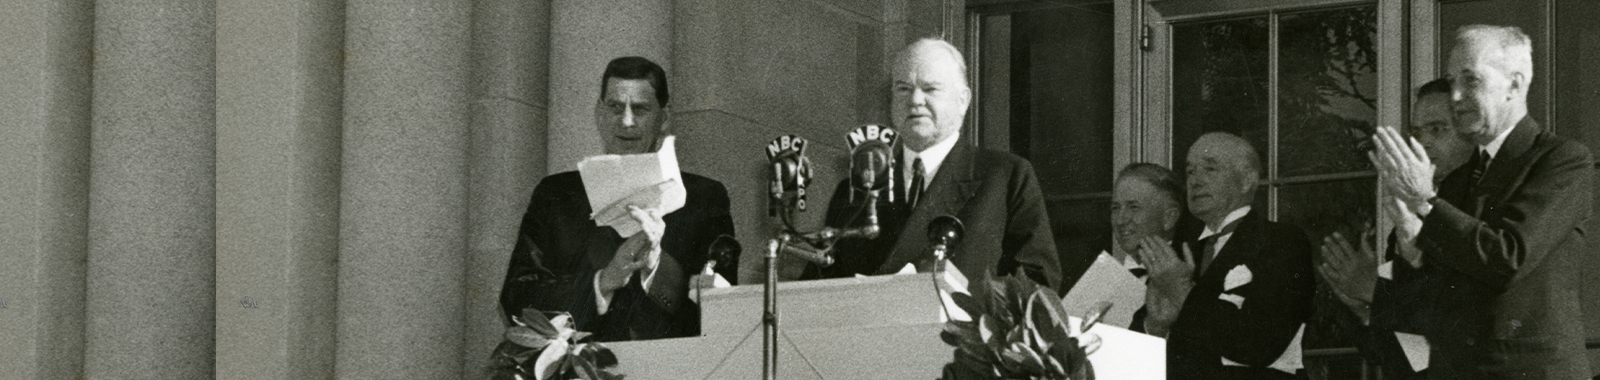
[
  {"left": 1411, "top": 117, "right": 1593, "bottom": 379},
  {"left": 802, "top": 139, "right": 1062, "bottom": 290},
  {"left": 498, "top": 171, "right": 737, "bottom": 342},
  {"left": 1166, "top": 210, "right": 1315, "bottom": 380}
]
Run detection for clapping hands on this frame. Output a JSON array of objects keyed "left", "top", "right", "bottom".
[{"left": 1130, "top": 236, "right": 1193, "bottom": 336}]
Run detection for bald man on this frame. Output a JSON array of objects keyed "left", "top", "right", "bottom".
[
  {"left": 802, "top": 38, "right": 1061, "bottom": 290},
  {"left": 1372, "top": 25, "right": 1593, "bottom": 379},
  {"left": 1139, "top": 132, "right": 1314, "bottom": 380}
]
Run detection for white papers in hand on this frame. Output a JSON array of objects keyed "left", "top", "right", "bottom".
[
  {"left": 577, "top": 136, "right": 687, "bottom": 236},
  {"left": 1068, "top": 315, "right": 1166, "bottom": 380},
  {"left": 1060, "top": 252, "right": 1147, "bottom": 328},
  {"left": 1395, "top": 332, "right": 1430, "bottom": 371}
]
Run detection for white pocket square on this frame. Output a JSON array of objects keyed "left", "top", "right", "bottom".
[
  {"left": 1218, "top": 293, "right": 1246, "bottom": 309},
  {"left": 1223, "top": 265, "right": 1253, "bottom": 291}
]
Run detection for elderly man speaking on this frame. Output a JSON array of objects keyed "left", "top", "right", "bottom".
[
  {"left": 1371, "top": 25, "right": 1593, "bottom": 379},
  {"left": 803, "top": 38, "right": 1061, "bottom": 291}
]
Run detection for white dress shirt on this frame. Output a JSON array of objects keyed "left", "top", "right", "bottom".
[{"left": 902, "top": 132, "right": 960, "bottom": 194}]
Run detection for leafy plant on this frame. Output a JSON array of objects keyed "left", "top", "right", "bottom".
[
  {"left": 489, "top": 308, "right": 623, "bottom": 380},
  {"left": 940, "top": 275, "right": 1094, "bottom": 380}
]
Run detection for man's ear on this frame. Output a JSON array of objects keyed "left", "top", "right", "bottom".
[
  {"left": 1508, "top": 71, "right": 1527, "bottom": 100},
  {"left": 1162, "top": 207, "right": 1181, "bottom": 232}
]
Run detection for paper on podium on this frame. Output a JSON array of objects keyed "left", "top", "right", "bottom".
[
  {"left": 1068, "top": 316, "right": 1166, "bottom": 380},
  {"left": 577, "top": 136, "right": 686, "bottom": 236},
  {"left": 1060, "top": 252, "right": 1147, "bottom": 328}
]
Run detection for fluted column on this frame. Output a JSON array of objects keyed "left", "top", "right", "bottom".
[
  {"left": 87, "top": 1, "right": 217, "bottom": 378},
  {"left": 338, "top": 1, "right": 473, "bottom": 379},
  {"left": 547, "top": 0, "right": 674, "bottom": 172},
  {"left": 0, "top": 1, "right": 92, "bottom": 379},
  {"left": 216, "top": 0, "right": 344, "bottom": 379},
  {"left": 465, "top": 0, "right": 550, "bottom": 379}
]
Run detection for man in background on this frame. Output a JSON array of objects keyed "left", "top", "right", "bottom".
[
  {"left": 1371, "top": 25, "right": 1593, "bottom": 378},
  {"left": 1141, "top": 132, "right": 1314, "bottom": 379},
  {"left": 1318, "top": 78, "right": 1471, "bottom": 379},
  {"left": 1098, "top": 163, "right": 1186, "bottom": 332},
  {"left": 803, "top": 38, "right": 1061, "bottom": 290},
  {"left": 499, "top": 56, "right": 738, "bottom": 342}
]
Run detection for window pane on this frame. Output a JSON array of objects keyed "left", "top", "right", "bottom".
[
  {"left": 1007, "top": 4, "right": 1116, "bottom": 195},
  {"left": 1172, "top": 17, "right": 1271, "bottom": 170},
  {"left": 1277, "top": 7, "right": 1377, "bottom": 177},
  {"left": 1278, "top": 179, "right": 1376, "bottom": 352},
  {"left": 1050, "top": 198, "right": 1111, "bottom": 292}
]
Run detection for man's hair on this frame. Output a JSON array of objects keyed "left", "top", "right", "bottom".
[
  {"left": 892, "top": 38, "right": 969, "bottom": 90},
  {"left": 1117, "top": 163, "right": 1184, "bottom": 209},
  {"left": 598, "top": 56, "right": 669, "bottom": 107},
  {"left": 1195, "top": 132, "right": 1262, "bottom": 179},
  {"left": 1454, "top": 25, "right": 1534, "bottom": 84},
  {"left": 1416, "top": 77, "right": 1452, "bottom": 100}
]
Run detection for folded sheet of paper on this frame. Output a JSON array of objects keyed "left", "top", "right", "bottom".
[
  {"left": 1060, "top": 252, "right": 1147, "bottom": 328},
  {"left": 1069, "top": 315, "right": 1166, "bottom": 380},
  {"left": 1395, "top": 331, "right": 1430, "bottom": 371},
  {"left": 578, "top": 136, "right": 686, "bottom": 237}
]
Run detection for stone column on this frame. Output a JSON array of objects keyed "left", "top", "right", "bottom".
[
  {"left": 464, "top": 0, "right": 549, "bottom": 379},
  {"left": 86, "top": 1, "right": 217, "bottom": 378},
  {"left": 547, "top": 0, "right": 675, "bottom": 172},
  {"left": 0, "top": 1, "right": 92, "bottom": 379},
  {"left": 338, "top": 1, "right": 473, "bottom": 379},
  {"left": 216, "top": 1, "right": 344, "bottom": 379}
]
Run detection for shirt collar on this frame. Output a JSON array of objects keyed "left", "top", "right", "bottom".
[
  {"left": 903, "top": 132, "right": 960, "bottom": 183},
  {"left": 1199, "top": 206, "right": 1251, "bottom": 241},
  {"left": 1482, "top": 120, "right": 1518, "bottom": 159}
]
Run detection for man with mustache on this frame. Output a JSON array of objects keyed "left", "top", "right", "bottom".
[
  {"left": 1371, "top": 25, "right": 1594, "bottom": 378},
  {"left": 498, "top": 56, "right": 738, "bottom": 342}
]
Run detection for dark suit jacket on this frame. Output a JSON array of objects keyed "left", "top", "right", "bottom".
[
  {"left": 498, "top": 171, "right": 737, "bottom": 342},
  {"left": 802, "top": 140, "right": 1062, "bottom": 290},
  {"left": 1411, "top": 117, "right": 1593, "bottom": 379},
  {"left": 1167, "top": 209, "right": 1315, "bottom": 380},
  {"left": 1352, "top": 236, "right": 1435, "bottom": 380}
]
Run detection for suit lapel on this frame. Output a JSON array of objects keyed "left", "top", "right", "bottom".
[
  {"left": 874, "top": 141, "right": 981, "bottom": 275},
  {"left": 1196, "top": 211, "right": 1262, "bottom": 282},
  {"left": 1472, "top": 117, "right": 1540, "bottom": 208}
]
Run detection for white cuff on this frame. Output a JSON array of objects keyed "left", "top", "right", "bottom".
[{"left": 594, "top": 274, "right": 615, "bottom": 315}]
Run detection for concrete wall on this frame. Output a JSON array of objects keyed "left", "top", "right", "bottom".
[{"left": 0, "top": 1, "right": 958, "bottom": 377}]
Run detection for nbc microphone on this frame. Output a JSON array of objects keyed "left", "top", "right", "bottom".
[{"left": 765, "top": 135, "right": 812, "bottom": 216}]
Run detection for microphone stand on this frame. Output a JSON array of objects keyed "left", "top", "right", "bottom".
[{"left": 761, "top": 191, "right": 878, "bottom": 380}]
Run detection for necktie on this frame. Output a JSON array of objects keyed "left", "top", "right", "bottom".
[
  {"left": 1128, "top": 267, "right": 1149, "bottom": 279},
  {"left": 1470, "top": 149, "right": 1490, "bottom": 187},
  {"left": 908, "top": 157, "right": 926, "bottom": 207},
  {"left": 1195, "top": 220, "right": 1241, "bottom": 277}
]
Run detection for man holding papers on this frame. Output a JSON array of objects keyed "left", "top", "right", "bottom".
[{"left": 499, "top": 57, "right": 737, "bottom": 342}]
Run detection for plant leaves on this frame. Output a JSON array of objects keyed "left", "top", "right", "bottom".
[
  {"left": 531, "top": 339, "right": 569, "bottom": 380},
  {"left": 505, "top": 326, "right": 554, "bottom": 349},
  {"left": 518, "top": 309, "right": 559, "bottom": 337}
]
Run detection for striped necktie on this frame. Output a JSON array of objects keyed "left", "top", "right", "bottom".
[{"left": 908, "top": 157, "right": 926, "bottom": 207}]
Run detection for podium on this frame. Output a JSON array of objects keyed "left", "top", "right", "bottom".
[
  {"left": 607, "top": 274, "right": 951, "bottom": 379},
  {"left": 605, "top": 273, "right": 1168, "bottom": 379}
]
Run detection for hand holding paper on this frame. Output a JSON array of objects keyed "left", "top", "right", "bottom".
[{"left": 579, "top": 136, "right": 687, "bottom": 237}]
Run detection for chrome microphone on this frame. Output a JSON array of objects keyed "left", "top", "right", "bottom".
[
  {"left": 765, "top": 135, "right": 812, "bottom": 216},
  {"left": 704, "top": 234, "right": 741, "bottom": 275},
  {"left": 927, "top": 215, "right": 965, "bottom": 263},
  {"left": 845, "top": 125, "right": 896, "bottom": 204}
]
